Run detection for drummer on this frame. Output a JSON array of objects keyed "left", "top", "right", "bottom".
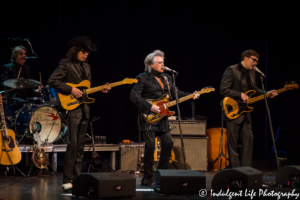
[{"left": 0, "top": 45, "right": 42, "bottom": 96}]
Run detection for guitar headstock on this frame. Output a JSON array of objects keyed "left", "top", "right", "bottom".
[
  {"left": 284, "top": 82, "right": 299, "bottom": 90},
  {"left": 123, "top": 78, "right": 138, "bottom": 84},
  {"left": 199, "top": 87, "right": 215, "bottom": 94}
]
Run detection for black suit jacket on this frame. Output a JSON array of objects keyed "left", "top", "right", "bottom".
[
  {"left": 1, "top": 62, "right": 30, "bottom": 90},
  {"left": 47, "top": 58, "right": 91, "bottom": 119},
  {"left": 220, "top": 63, "right": 264, "bottom": 123},
  {"left": 130, "top": 71, "right": 190, "bottom": 132}
]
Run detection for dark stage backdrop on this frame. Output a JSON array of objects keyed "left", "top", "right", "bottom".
[{"left": 1, "top": 1, "right": 299, "bottom": 162}]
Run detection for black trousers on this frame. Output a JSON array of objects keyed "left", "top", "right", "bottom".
[
  {"left": 226, "top": 115, "right": 253, "bottom": 168},
  {"left": 143, "top": 131, "right": 173, "bottom": 180},
  {"left": 63, "top": 113, "right": 89, "bottom": 184}
]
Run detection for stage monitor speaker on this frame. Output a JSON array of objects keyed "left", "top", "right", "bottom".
[
  {"left": 275, "top": 165, "right": 300, "bottom": 186},
  {"left": 72, "top": 172, "right": 136, "bottom": 198},
  {"left": 153, "top": 169, "right": 206, "bottom": 194},
  {"left": 119, "top": 143, "right": 144, "bottom": 171},
  {"left": 169, "top": 137, "right": 208, "bottom": 171},
  {"left": 169, "top": 120, "right": 206, "bottom": 136},
  {"left": 211, "top": 167, "right": 263, "bottom": 191}
]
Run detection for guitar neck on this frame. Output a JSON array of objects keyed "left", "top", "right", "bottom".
[
  {"left": 86, "top": 81, "right": 125, "bottom": 95},
  {"left": 0, "top": 98, "right": 8, "bottom": 138},
  {"left": 249, "top": 88, "right": 286, "bottom": 104},
  {"left": 167, "top": 91, "right": 201, "bottom": 107},
  {"left": 36, "top": 132, "right": 41, "bottom": 149}
]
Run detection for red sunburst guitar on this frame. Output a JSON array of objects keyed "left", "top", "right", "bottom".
[
  {"left": 142, "top": 87, "right": 215, "bottom": 125},
  {"left": 0, "top": 94, "right": 22, "bottom": 165}
]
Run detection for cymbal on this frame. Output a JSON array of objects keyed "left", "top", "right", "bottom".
[{"left": 4, "top": 78, "right": 41, "bottom": 89}]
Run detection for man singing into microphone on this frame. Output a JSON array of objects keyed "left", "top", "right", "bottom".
[
  {"left": 220, "top": 49, "right": 278, "bottom": 168},
  {"left": 130, "top": 50, "right": 199, "bottom": 186}
]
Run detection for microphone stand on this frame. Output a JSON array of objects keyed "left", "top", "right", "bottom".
[
  {"left": 171, "top": 72, "right": 187, "bottom": 170},
  {"left": 87, "top": 117, "right": 115, "bottom": 173},
  {"left": 259, "top": 75, "right": 281, "bottom": 170}
]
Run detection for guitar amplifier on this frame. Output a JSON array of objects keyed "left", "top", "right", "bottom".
[
  {"left": 169, "top": 120, "right": 206, "bottom": 136},
  {"left": 119, "top": 143, "right": 145, "bottom": 171},
  {"left": 169, "top": 137, "right": 208, "bottom": 171}
]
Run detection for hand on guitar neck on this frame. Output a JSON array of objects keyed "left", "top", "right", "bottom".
[
  {"left": 266, "top": 89, "right": 278, "bottom": 98},
  {"left": 241, "top": 89, "right": 278, "bottom": 104}
]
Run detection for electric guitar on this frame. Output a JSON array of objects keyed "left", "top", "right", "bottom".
[
  {"left": 58, "top": 78, "right": 138, "bottom": 110},
  {"left": 142, "top": 87, "right": 215, "bottom": 125},
  {"left": 223, "top": 83, "right": 299, "bottom": 120},
  {"left": 0, "top": 94, "right": 22, "bottom": 165},
  {"left": 31, "top": 123, "right": 49, "bottom": 169}
]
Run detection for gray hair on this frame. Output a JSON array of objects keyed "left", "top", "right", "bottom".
[
  {"left": 144, "top": 50, "right": 165, "bottom": 73},
  {"left": 11, "top": 46, "right": 27, "bottom": 62}
]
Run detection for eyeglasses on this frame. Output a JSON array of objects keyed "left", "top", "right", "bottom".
[{"left": 248, "top": 57, "right": 259, "bottom": 64}]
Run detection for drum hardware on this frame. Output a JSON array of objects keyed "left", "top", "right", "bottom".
[
  {"left": 3, "top": 78, "right": 41, "bottom": 89},
  {"left": 17, "top": 130, "right": 29, "bottom": 144},
  {"left": 52, "top": 124, "right": 68, "bottom": 144}
]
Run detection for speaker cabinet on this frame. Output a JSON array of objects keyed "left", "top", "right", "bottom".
[
  {"left": 169, "top": 120, "right": 206, "bottom": 136},
  {"left": 169, "top": 137, "right": 208, "bottom": 171},
  {"left": 119, "top": 143, "right": 144, "bottom": 171},
  {"left": 72, "top": 172, "right": 136, "bottom": 198},
  {"left": 211, "top": 167, "right": 263, "bottom": 191},
  {"left": 276, "top": 165, "right": 300, "bottom": 186},
  {"left": 153, "top": 169, "right": 206, "bottom": 194}
]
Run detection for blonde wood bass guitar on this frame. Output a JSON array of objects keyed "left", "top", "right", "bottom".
[{"left": 223, "top": 83, "right": 298, "bottom": 120}]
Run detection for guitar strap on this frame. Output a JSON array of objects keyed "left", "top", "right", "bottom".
[{"left": 162, "top": 75, "right": 173, "bottom": 101}]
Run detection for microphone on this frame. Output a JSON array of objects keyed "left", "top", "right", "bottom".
[
  {"left": 163, "top": 66, "right": 178, "bottom": 74},
  {"left": 25, "top": 56, "right": 37, "bottom": 59},
  {"left": 253, "top": 66, "right": 265, "bottom": 77}
]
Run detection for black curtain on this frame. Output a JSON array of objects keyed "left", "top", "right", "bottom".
[{"left": 1, "top": 1, "right": 299, "bottom": 162}]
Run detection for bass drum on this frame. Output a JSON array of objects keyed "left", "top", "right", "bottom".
[{"left": 15, "top": 104, "right": 61, "bottom": 144}]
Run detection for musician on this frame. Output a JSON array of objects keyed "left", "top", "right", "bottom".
[
  {"left": 47, "top": 36, "right": 111, "bottom": 192},
  {"left": 0, "top": 46, "right": 41, "bottom": 94},
  {"left": 130, "top": 50, "right": 199, "bottom": 186},
  {"left": 220, "top": 49, "right": 278, "bottom": 168}
]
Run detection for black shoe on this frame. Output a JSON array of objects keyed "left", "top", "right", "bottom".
[{"left": 141, "top": 178, "right": 153, "bottom": 187}]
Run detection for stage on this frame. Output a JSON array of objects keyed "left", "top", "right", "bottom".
[{"left": 1, "top": 158, "right": 299, "bottom": 200}]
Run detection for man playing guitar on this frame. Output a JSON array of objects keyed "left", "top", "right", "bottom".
[
  {"left": 220, "top": 49, "right": 278, "bottom": 168},
  {"left": 130, "top": 50, "right": 199, "bottom": 187}
]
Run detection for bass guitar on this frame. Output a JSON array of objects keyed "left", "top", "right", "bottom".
[
  {"left": 0, "top": 94, "right": 22, "bottom": 165},
  {"left": 31, "top": 122, "right": 49, "bottom": 169},
  {"left": 59, "top": 78, "right": 138, "bottom": 110},
  {"left": 223, "top": 83, "right": 299, "bottom": 120},
  {"left": 142, "top": 87, "right": 215, "bottom": 125}
]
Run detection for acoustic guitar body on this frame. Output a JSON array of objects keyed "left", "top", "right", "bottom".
[{"left": 0, "top": 129, "right": 22, "bottom": 165}]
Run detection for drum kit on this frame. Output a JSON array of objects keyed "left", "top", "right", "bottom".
[{"left": 1, "top": 78, "right": 68, "bottom": 145}]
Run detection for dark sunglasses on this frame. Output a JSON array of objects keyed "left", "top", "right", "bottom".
[{"left": 80, "top": 49, "right": 91, "bottom": 54}]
